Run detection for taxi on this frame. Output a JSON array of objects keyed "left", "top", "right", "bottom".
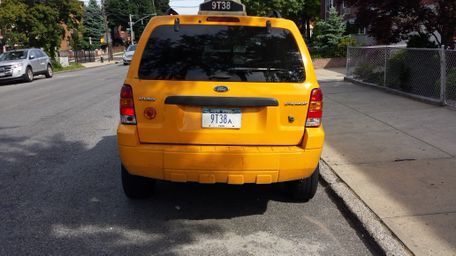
[{"left": 117, "top": 0, "right": 325, "bottom": 201}]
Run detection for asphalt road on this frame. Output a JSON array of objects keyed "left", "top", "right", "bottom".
[{"left": 0, "top": 65, "right": 376, "bottom": 256}]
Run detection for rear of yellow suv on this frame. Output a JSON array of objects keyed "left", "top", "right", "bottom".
[{"left": 118, "top": 3, "right": 324, "bottom": 201}]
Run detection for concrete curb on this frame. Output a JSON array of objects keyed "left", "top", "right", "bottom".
[
  {"left": 319, "top": 160, "right": 413, "bottom": 256},
  {"left": 55, "top": 62, "right": 118, "bottom": 74}
]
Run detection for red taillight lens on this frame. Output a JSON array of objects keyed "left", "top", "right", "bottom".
[
  {"left": 120, "top": 85, "right": 137, "bottom": 125},
  {"left": 306, "top": 88, "right": 323, "bottom": 127}
]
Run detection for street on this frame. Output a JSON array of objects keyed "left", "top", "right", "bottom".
[{"left": 0, "top": 65, "right": 375, "bottom": 255}]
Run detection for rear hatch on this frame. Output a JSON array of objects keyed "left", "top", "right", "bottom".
[{"left": 130, "top": 18, "right": 311, "bottom": 146}]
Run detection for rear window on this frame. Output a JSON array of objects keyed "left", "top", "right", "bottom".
[{"left": 139, "top": 25, "right": 305, "bottom": 83}]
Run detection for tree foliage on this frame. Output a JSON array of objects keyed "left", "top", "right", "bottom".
[
  {"left": 241, "top": 0, "right": 320, "bottom": 41},
  {"left": 82, "top": 0, "right": 104, "bottom": 49},
  {"left": 104, "top": 0, "right": 170, "bottom": 44},
  {"left": 347, "top": 0, "right": 456, "bottom": 48},
  {"left": 312, "top": 7, "right": 353, "bottom": 57},
  {"left": 0, "top": 0, "right": 83, "bottom": 57},
  {"left": 0, "top": 0, "right": 28, "bottom": 48}
]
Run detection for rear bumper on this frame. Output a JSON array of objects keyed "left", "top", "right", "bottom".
[{"left": 118, "top": 125, "right": 324, "bottom": 184}]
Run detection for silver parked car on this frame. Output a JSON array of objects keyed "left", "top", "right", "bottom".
[
  {"left": 122, "top": 45, "right": 136, "bottom": 65},
  {"left": 0, "top": 48, "right": 53, "bottom": 83}
]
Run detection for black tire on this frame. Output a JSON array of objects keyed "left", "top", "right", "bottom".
[
  {"left": 23, "top": 66, "right": 34, "bottom": 82},
  {"left": 45, "top": 64, "right": 53, "bottom": 78},
  {"left": 288, "top": 165, "right": 319, "bottom": 202},
  {"left": 121, "top": 165, "right": 155, "bottom": 199}
]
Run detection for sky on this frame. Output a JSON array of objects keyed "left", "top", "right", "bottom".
[
  {"left": 170, "top": 0, "right": 202, "bottom": 15},
  {"left": 82, "top": 0, "right": 203, "bottom": 15}
]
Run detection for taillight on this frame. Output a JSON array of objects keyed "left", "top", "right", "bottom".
[
  {"left": 306, "top": 88, "right": 323, "bottom": 128},
  {"left": 120, "top": 85, "right": 137, "bottom": 125}
]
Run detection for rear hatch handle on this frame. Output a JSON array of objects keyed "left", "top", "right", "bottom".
[{"left": 165, "top": 96, "right": 279, "bottom": 107}]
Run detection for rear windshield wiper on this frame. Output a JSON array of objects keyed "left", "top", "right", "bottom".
[
  {"left": 209, "top": 75, "right": 232, "bottom": 80},
  {"left": 228, "top": 67, "right": 287, "bottom": 72}
]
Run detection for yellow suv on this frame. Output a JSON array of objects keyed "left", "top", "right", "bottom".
[{"left": 118, "top": 1, "right": 325, "bottom": 201}]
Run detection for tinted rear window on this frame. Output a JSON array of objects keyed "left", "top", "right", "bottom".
[{"left": 139, "top": 25, "right": 305, "bottom": 83}]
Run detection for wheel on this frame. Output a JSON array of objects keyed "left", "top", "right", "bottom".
[
  {"left": 287, "top": 165, "right": 319, "bottom": 202},
  {"left": 45, "top": 64, "right": 53, "bottom": 78},
  {"left": 123, "top": 62, "right": 129, "bottom": 65},
  {"left": 121, "top": 165, "right": 155, "bottom": 199},
  {"left": 23, "top": 66, "right": 34, "bottom": 82}
]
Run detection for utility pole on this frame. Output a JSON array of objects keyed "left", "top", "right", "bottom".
[
  {"left": 101, "top": 0, "right": 113, "bottom": 61},
  {"left": 129, "top": 14, "right": 135, "bottom": 44}
]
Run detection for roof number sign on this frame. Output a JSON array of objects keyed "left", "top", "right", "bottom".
[{"left": 200, "top": 0, "right": 245, "bottom": 13}]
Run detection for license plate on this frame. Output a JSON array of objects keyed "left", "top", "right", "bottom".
[
  {"left": 202, "top": 108, "right": 241, "bottom": 129},
  {"left": 200, "top": 0, "right": 244, "bottom": 12},
  {"left": 0, "top": 72, "right": 5, "bottom": 77}
]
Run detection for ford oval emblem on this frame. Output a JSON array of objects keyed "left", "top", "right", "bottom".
[{"left": 214, "top": 86, "right": 229, "bottom": 93}]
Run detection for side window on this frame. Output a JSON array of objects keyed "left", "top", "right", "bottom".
[
  {"left": 30, "top": 50, "right": 39, "bottom": 59},
  {"left": 39, "top": 50, "right": 47, "bottom": 58},
  {"left": 35, "top": 50, "right": 44, "bottom": 58}
]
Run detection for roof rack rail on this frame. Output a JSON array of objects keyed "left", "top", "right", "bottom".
[
  {"left": 166, "top": 8, "right": 179, "bottom": 16},
  {"left": 269, "top": 10, "right": 282, "bottom": 18}
]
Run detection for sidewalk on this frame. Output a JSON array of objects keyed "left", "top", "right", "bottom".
[
  {"left": 316, "top": 68, "right": 456, "bottom": 256},
  {"left": 81, "top": 60, "right": 117, "bottom": 69},
  {"left": 81, "top": 53, "right": 124, "bottom": 68}
]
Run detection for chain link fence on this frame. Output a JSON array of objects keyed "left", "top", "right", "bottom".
[
  {"left": 446, "top": 51, "right": 456, "bottom": 105},
  {"left": 346, "top": 46, "right": 456, "bottom": 107}
]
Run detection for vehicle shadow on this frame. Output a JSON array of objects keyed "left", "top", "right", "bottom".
[
  {"left": 0, "top": 75, "right": 47, "bottom": 86},
  {"left": 0, "top": 134, "right": 297, "bottom": 255}
]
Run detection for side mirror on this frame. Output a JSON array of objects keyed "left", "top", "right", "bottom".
[{"left": 29, "top": 55, "right": 35, "bottom": 60}]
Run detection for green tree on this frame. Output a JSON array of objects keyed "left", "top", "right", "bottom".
[
  {"left": 104, "top": 0, "right": 170, "bottom": 44},
  {"left": 0, "top": 0, "right": 28, "bottom": 48},
  {"left": 83, "top": 0, "right": 104, "bottom": 49},
  {"left": 312, "top": 7, "right": 352, "bottom": 57},
  {"left": 25, "top": 4, "right": 64, "bottom": 58},
  {"left": 240, "top": 0, "right": 319, "bottom": 41},
  {"left": 0, "top": 0, "right": 83, "bottom": 58}
]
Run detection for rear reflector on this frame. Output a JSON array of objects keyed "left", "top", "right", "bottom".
[
  {"left": 306, "top": 88, "right": 323, "bottom": 127},
  {"left": 120, "top": 85, "right": 137, "bottom": 125},
  {"left": 206, "top": 17, "right": 240, "bottom": 22}
]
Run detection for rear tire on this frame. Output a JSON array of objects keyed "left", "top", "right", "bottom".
[
  {"left": 288, "top": 165, "right": 319, "bottom": 202},
  {"left": 23, "top": 66, "right": 34, "bottom": 82},
  {"left": 121, "top": 165, "right": 155, "bottom": 199},
  {"left": 45, "top": 64, "right": 53, "bottom": 78}
]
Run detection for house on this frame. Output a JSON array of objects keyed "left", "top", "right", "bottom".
[{"left": 320, "top": 0, "right": 353, "bottom": 21}]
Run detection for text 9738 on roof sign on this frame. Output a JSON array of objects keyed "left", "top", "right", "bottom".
[{"left": 200, "top": 0, "right": 245, "bottom": 12}]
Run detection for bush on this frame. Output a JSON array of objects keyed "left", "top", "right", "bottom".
[
  {"left": 386, "top": 51, "right": 411, "bottom": 92},
  {"left": 443, "top": 68, "right": 456, "bottom": 101},
  {"left": 335, "top": 37, "right": 356, "bottom": 57},
  {"left": 51, "top": 59, "right": 63, "bottom": 70},
  {"left": 407, "top": 33, "right": 438, "bottom": 49},
  {"left": 353, "top": 63, "right": 384, "bottom": 85}
]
